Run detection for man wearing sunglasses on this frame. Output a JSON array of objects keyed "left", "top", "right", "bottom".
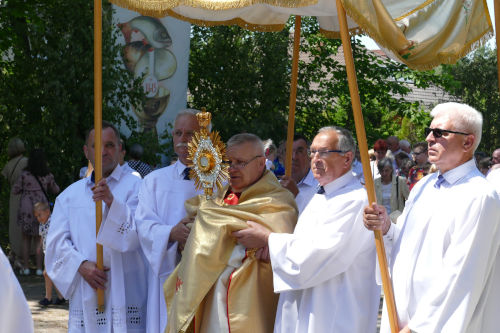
[
  {"left": 232, "top": 126, "right": 380, "bottom": 333},
  {"left": 364, "top": 102, "right": 500, "bottom": 333},
  {"left": 164, "top": 133, "right": 297, "bottom": 333}
]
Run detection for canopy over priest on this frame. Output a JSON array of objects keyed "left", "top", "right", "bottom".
[
  {"left": 45, "top": 122, "right": 146, "bottom": 332},
  {"left": 164, "top": 133, "right": 298, "bottom": 333}
]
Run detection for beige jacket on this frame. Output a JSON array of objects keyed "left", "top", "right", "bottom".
[{"left": 374, "top": 175, "right": 410, "bottom": 222}]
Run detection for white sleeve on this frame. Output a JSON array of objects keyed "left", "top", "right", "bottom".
[
  {"left": 0, "top": 247, "right": 34, "bottom": 333},
  {"left": 269, "top": 196, "right": 372, "bottom": 291},
  {"left": 97, "top": 180, "right": 140, "bottom": 252},
  {"left": 45, "top": 197, "right": 87, "bottom": 299},
  {"left": 409, "top": 193, "right": 500, "bottom": 332},
  {"left": 135, "top": 178, "right": 177, "bottom": 278}
]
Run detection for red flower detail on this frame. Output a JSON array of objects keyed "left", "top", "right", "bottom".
[{"left": 176, "top": 276, "right": 183, "bottom": 292}]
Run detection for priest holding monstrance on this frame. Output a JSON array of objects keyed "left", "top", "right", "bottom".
[{"left": 164, "top": 112, "right": 298, "bottom": 333}]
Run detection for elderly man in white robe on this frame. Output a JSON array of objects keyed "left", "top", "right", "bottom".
[
  {"left": 46, "top": 122, "right": 146, "bottom": 332},
  {"left": 233, "top": 126, "right": 380, "bottom": 333},
  {"left": 135, "top": 109, "right": 203, "bottom": 333},
  {"left": 364, "top": 102, "right": 500, "bottom": 333}
]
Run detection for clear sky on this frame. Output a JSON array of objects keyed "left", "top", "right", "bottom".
[{"left": 359, "top": 0, "right": 496, "bottom": 50}]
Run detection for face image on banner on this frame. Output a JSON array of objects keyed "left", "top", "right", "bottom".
[{"left": 114, "top": 7, "right": 191, "bottom": 135}]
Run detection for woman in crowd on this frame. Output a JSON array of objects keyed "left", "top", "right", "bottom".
[
  {"left": 13, "top": 149, "right": 60, "bottom": 275},
  {"left": 1, "top": 138, "right": 29, "bottom": 267},
  {"left": 374, "top": 157, "right": 410, "bottom": 223},
  {"left": 370, "top": 139, "right": 388, "bottom": 179}
]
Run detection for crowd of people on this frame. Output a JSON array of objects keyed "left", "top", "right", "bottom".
[{"left": 1, "top": 102, "right": 500, "bottom": 333}]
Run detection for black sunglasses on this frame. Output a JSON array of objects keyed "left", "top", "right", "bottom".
[{"left": 425, "top": 127, "right": 469, "bottom": 138}]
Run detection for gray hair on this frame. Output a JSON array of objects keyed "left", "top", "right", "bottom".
[
  {"left": 387, "top": 135, "right": 399, "bottom": 144},
  {"left": 430, "top": 102, "right": 482, "bottom": 151},
  {"left": 399, "top": 139, "right": 410, "bottom": 150},
  {"left": 7, "top": 137, "right": 25, "bottom": 158},
  {"left": 318, "top": 126, "right": 356, "bottom": 154},
  {"left": 377, "top": 157, "right": 394, "bottom": 173},
  {"left": 227, "top": 133, "right": 265, "bottom": 155},
  {"left": 263, "top": 139, "right": 277, "bottom": 154},
  {"left": 174, "top": 108, "right": 212, "bottom": 131}
]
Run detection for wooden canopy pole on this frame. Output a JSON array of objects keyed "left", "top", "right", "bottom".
[
  {"left": 495, "top": 0, "right": 500, "bottom": 92},
  {"left": 284, "top": 15, "right": 302, "bottom": 177},
  {"left": 335, "top": 0, "right": 399, "bottom": 331},
  {"left": 94, "top": 0, "right": 104, "bottom": 312}
]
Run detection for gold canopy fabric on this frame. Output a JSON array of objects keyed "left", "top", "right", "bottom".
[
  {"left": 164, "top": 170, "right": 298, "bottom": 333},
  {"left": 110, "top": 0, "right": 492, "bottom": 70}
]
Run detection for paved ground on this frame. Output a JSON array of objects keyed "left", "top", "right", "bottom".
[
  {"left": 18, "top": 274, "right": 68, "bottom": 333},
  {"left": 18, "top": 273, "right": 383, "bottom": 332}
]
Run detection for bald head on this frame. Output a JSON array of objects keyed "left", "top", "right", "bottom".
[{"left": 492, "top": 148, "right": 500, "bottom": 165}]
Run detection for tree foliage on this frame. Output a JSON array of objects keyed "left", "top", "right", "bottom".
[
  {"left": 442, "top": 46, "right": 500, "bottom": 152},
  {"left": 188, "top": 17, "right": 444, "bottom": 146},
  {"left": 0, "top": 0, "right": 143, "bottom": 249},
  {"left": 189, "top": 24, "right": 291, "bottom": 142},
  {"left": 0, "top": 0, "right": 141, "bottom": 186}
]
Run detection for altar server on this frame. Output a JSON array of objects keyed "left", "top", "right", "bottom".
[
  {"left": 364, "top": 102, "right": 500, "bottom": 333},
  {"left": 234, "top": 126, "right": 380, "bottom": 333},
  {"left": 46, "top": 122, "right": 146, "bottom": 332}
]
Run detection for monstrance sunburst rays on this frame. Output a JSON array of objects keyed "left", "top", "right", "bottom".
[{"left": 187, "top": 110, "right": 228, "bottom": 199}]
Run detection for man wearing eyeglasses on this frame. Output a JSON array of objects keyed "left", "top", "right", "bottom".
[
  {"left": 164, "top": 133, "right": 297, "bottom": 333},
  {"left": 407, "top": 142, "right": 431, "bottom": 190},
  {"left": 279, "top": 134, "right": 318, "bottom": 213},
  {"left": 364, "top": 102, "right": 500, "bottom": 333},
  {"left": 232, "top": 126, "right": 380, "bottom": 333}
]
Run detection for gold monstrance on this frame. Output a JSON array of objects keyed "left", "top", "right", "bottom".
[{"left": 187, "top": 109, "right": 228, "bottom": 199}]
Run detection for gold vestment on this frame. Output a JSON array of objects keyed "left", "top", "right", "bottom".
[{"left": 164, "top": 170, "right": 298, "bottom": 333}]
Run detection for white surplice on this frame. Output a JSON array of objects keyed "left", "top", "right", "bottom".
[
  {"left": 486, "top": 167, "right": 500, "bottom": 196},
  {"left": 135, "top": 160, "right": 203, "bottom": 333},
  {"left": 295, "top": 168, "right": 318, "bottom": 214},
  {"left": 46, "top": 164, "right": 147, "bottom": 333},
  {"left": 0, "top": 246, "right": 34, "bottom": 333},
  {"left": 381, "top": 159, "right": 500, "bottom": 332},
  {"left": 269, "top": 172, "right": 380, "bottom": 333}
]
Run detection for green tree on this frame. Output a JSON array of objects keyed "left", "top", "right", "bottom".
[
  {"left": 0, "top": 0, "right": 142, "bottom": 249},
  {"left": 188, "top": 24, "right": 291, "bottom": 142},
  {"left": 442, "top": 46, "right": 500, "bottom": 152},
  {"left": 188, "top": 17, "right": 445, "bottom": 146}
]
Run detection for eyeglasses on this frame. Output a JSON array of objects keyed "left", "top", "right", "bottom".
[
  {"left": 225, "top": 155, "right": 262, "bottom": 169},
  {"left": 309, "top": 149, "right": 345, "bottom": 158},
  {"left": 412, "top": 151, "right": 426, "bottom": 156},
  {"left": 425, "top": 127, "right": 470, "bottom": 138}
]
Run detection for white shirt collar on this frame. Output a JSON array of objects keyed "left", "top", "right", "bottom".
[
  {"left": 298, "top": 169, "right": 315, "bottom": 187},
  {"left": 174, "top": 160, "right": 189, "bottom": 178},
  {"left": 85, "top": 163, "right": 123, "bottom": 186},
  {"left": 323, "top": 171, "right": 355, "bottom": 195},
  {"left": 438, "top": 158, "right": 477, "bottom": 187}
]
